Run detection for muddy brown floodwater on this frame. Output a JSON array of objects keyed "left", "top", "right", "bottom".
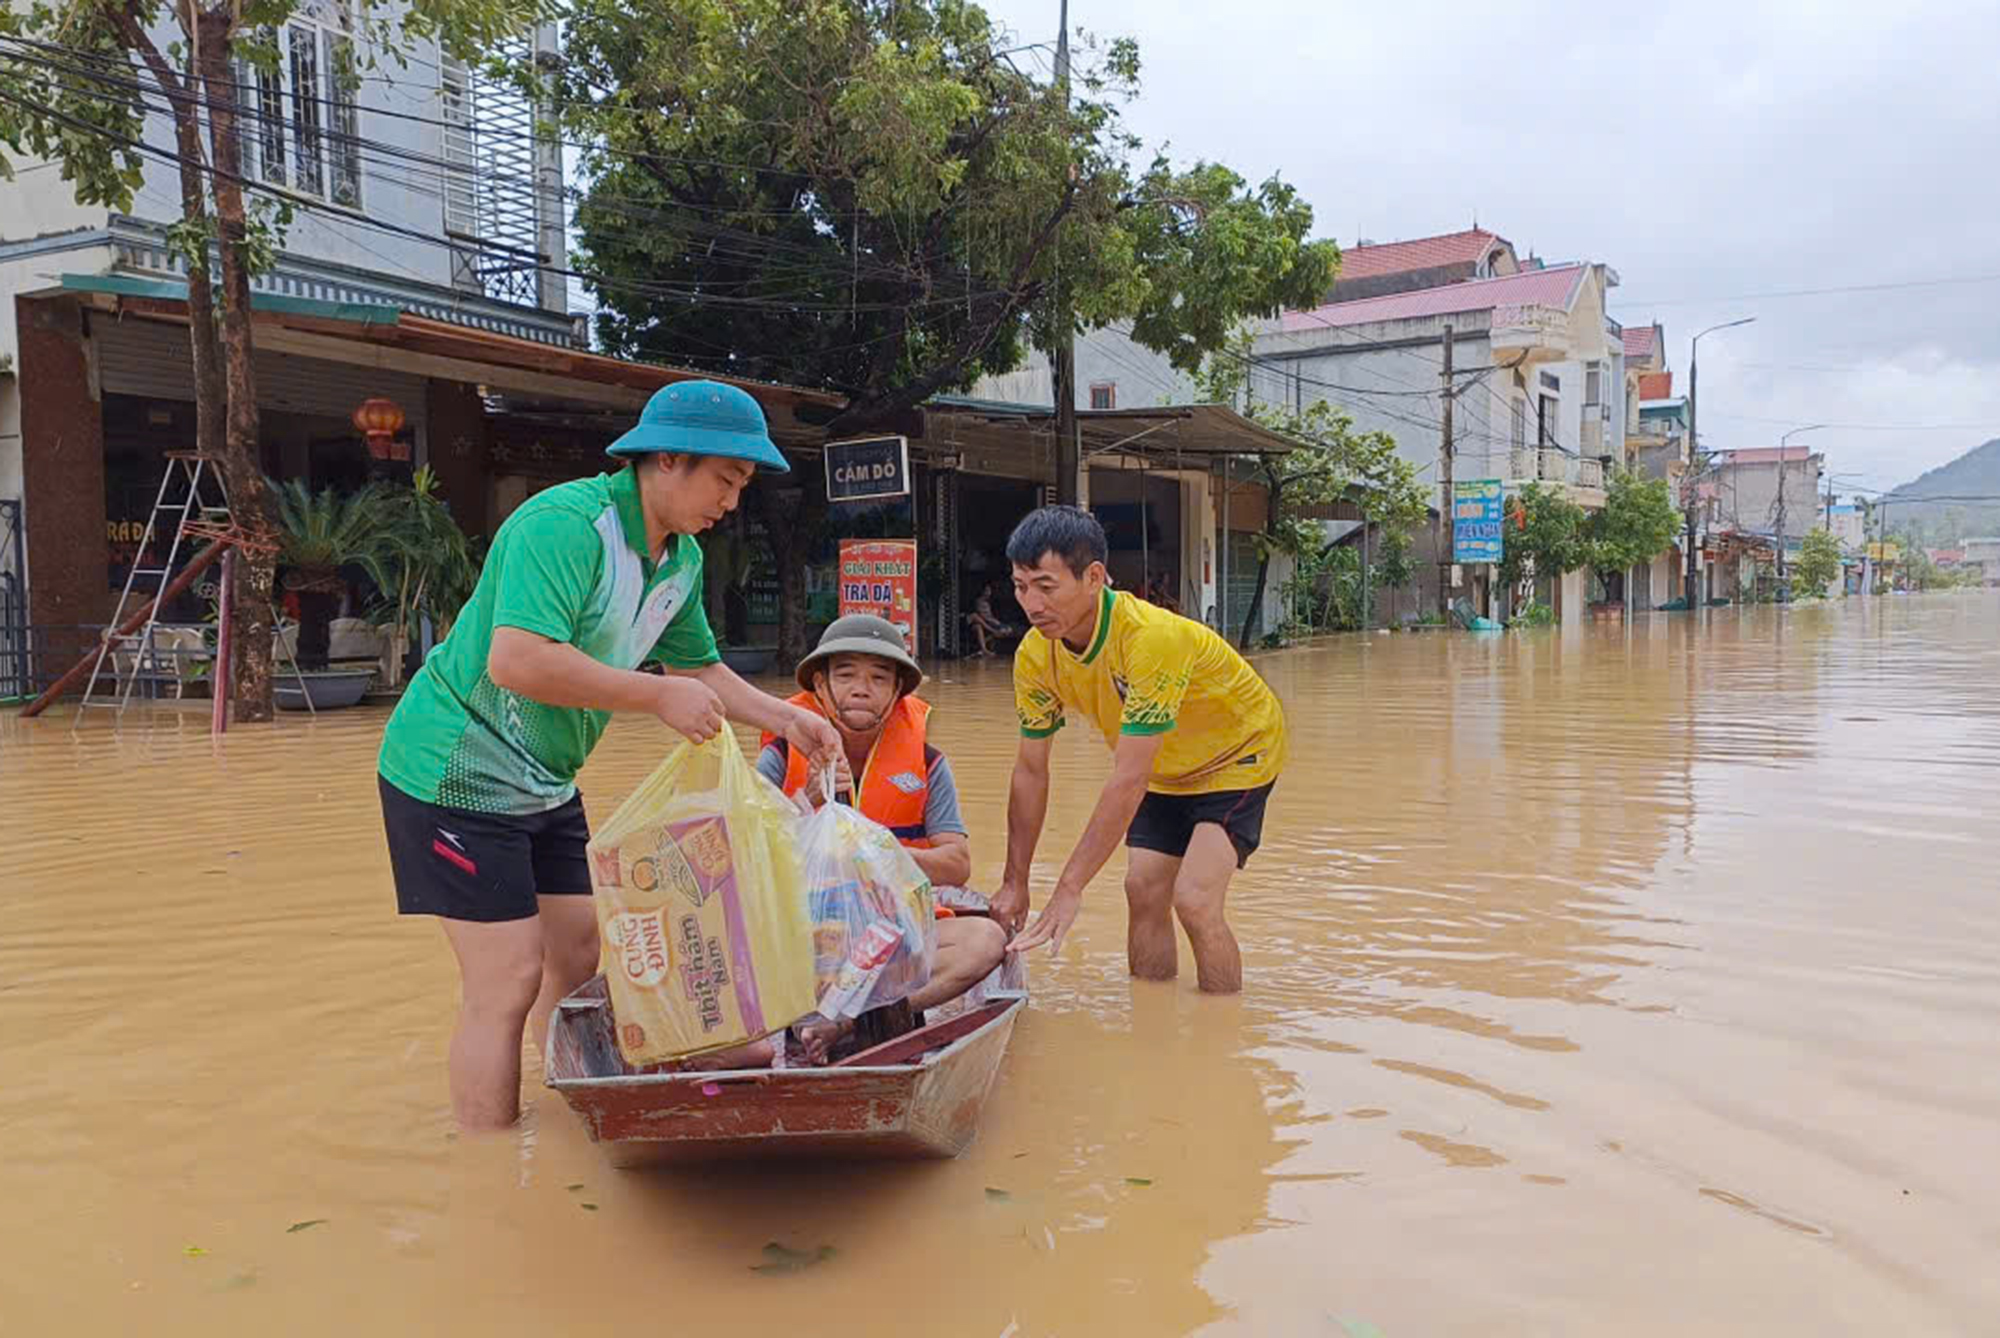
[{"left": 5, "top": 595, "right": 2000, "bottom": 1336}]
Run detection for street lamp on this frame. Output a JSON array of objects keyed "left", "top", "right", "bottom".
[
  {"left": 1774, "top": 422, "right": 1826, "bottom": 582},
  {"left": 1685, "top": 316, "right": 1756, "bottom": 606}
]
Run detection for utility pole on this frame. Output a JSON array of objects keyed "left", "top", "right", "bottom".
[
  {"left": 1051, "top": 0, "right": 1080, "bottom": 506},
  {"left": 1685, "top": 316, "right": 1756, "bottom": 606},
  {"left": 1773, "top": 454, "right": 1788, "bottom": 583},
  {"left": 1437, "top": 323, "right": 1454, "bottom": 618}
]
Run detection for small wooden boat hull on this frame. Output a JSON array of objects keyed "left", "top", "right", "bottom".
[{"left": 545, "top": 961, "right": 1025, "bottom": 1167}]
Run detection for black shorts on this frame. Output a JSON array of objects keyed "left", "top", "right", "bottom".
[
  {"left": 379, "top": 775, "right": 592, "bottom": 923},
  {"left": 1125, "top": 782, "right": 1275, "bottom": 869}
]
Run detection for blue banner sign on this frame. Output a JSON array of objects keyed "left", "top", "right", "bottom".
[{"left": 1453, "top": 479, "right": 1504, "bottom": 564}]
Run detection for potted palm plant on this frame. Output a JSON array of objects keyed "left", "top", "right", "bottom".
[
  {"left": 272, "top": 478, "right": 387, "bottom": 710},
  {"left": 364, "top": 466, "right": 480, "bottom": 691}
]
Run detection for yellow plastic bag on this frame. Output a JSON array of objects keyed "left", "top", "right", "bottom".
[{"left": 585, "top": 732, "right": 816, "bottom": 1066}]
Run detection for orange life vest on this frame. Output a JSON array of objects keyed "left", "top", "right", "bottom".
[{"left": 760, "top": 691, "right": 935, "bottom": 849}]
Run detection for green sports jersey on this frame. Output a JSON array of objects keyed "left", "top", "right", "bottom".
[{"left": 378, "top": 466, "right": 719, "bottom": 815}]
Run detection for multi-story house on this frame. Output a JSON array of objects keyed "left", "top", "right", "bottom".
[
  {"left": 1246, "top": 251, "right": 1626, "bottom": 623},
  {"left": 1697, "top": 446, "right": 1827, "bottom": 598},
  {"left": 0, "top": 15, "right": 833, "bottom": 682}
]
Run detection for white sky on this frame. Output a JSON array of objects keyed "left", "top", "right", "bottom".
[{"left": 979, "top": 0, "right": 2000, "bottom": 495}]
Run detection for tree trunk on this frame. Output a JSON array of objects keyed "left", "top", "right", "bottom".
[
  {"left": 1237, "top": 551, "right": 1271, "bottom": 651},
  {"left": 198, "top": 39, "right": 279, "bottom": 721},
  {"left": 116, "top": 13, "right": 227, "bottom": 576},
  {"left": 1237, "top": 472, "right": 1282, "bottom": 650},
  {"left": 165, "top": 108, "right": 226, "bottom": 464}
]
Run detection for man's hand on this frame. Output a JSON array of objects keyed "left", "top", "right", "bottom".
[
  {"left": 989, "top": 877, "right": 1030, "bottom": 938},
  {"left": 783, "top": 705, "right": 842, "bottom": 772},
  {"left": 655, "top": 675, "right": 726, "bottom": 743},
  {"left": 1008, "top": 884, "right": 1080, "bottom": 956},
  {"left": 801, "top": 752, "right": 853, "bottom": 809}
]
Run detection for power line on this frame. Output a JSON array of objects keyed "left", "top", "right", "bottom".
[
  {"left": 1613, "top": 273, "right": 2000, "bottom": 308},
  {"left": 1706, "top": 412, "right": 2000, "bottom": 432},
  {"left": 1, "top": 40, "right": 1049, "bottom": 313}
]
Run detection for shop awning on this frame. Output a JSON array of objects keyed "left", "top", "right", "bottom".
[
  {"left": 56, "top": 271, "right": 845, "bottom": 442},
  {"left": 929, "top": 397, "right": 1299, "bottom": 461}
]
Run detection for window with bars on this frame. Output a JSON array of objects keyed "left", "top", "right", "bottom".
[
  {"left": 1537, "top": 394, "right": 1558, "bottom": 447},
  {"left": 440, "top": 41, "right": 545, "bottom": 306},
  {"left": 238, "top": 14, "right": 360, "bottom": 208},
  {"left": 1089, "top": 383, "right": 1116, "bottom": 410},
  {"left": 1511, "top": 397, "right": 1528, "bottom": 450}
]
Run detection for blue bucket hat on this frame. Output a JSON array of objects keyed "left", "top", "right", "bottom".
[{"left": 605, "top": 379, "right": 791, "bottom": 473}]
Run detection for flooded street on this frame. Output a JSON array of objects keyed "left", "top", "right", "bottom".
[{"left": 5, "top": 594, "right": 2000, "bottom": 1336}]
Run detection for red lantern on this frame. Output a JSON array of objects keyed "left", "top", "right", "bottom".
[{"left": 353, "top": 397, "right": 406, "bottom": 461}]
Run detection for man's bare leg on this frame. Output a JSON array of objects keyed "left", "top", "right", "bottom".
[
  {"left": 439, "top": 916, "right": 546, "bottom": 1131},
  {"left": 910, "top": 917, "right": 1008, "bottom": 1012},
  {"left": 1124, "top": 848, "right": 1182, "bottom": 981},
  {"left": 1173, "top": 824, "right": 1243, "bottom": 994},
  {"left": 527, "top": 894, "right": 600, "bottom": 1056}
]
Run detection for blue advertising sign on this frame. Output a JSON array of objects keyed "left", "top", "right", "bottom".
[{"left": 1453, "top": 479, "right": 1505, "bottom": 564}]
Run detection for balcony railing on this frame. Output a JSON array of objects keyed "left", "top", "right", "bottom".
[
  {"left": 1491, "top": 448, "right": 1605, "bottom": 491},
  {"left": 1489, "top": 303, "right": 1570, "bottom": 363}
]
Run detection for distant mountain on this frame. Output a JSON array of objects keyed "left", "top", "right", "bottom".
[{"left": 1883, "top": 438, "right": 2000, "bottom": 540}]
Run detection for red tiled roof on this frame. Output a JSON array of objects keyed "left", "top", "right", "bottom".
[
  {"left": 1622, "top": 324, "right": 1660, "bottom": 361},
  {"left": 1336, "top": 229, "right": 1507, "bottom": 283},
  {"left": 1637, "top": 371, "right": 1673, "bottom": 399},
  {"left": 1281, "top": 264, "right": 1587, "bottom": 331}
]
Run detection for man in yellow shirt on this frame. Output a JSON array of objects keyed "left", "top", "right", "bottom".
[{"left": 995, "top": 506, "right": 1286, "bottom": 993}]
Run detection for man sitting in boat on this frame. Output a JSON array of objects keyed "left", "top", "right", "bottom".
[{"left": 757, "top": 614, "right": 1008, "bottom": 1054}]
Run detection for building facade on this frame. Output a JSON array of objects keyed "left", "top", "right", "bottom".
[
  {"left": 1245, "top": 257, "right": 1626, "bottom": 623},
  {"left": 0, "top": 16, "right": 859, "bottom": 688}
]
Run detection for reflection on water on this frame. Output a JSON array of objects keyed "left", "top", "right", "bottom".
[{"left": 4, "top": 595, "right": 1999, "bottom": 1335}]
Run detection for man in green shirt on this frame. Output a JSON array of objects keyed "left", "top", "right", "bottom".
[{"left": 377, "top": 380, "right": 840, "bottom": 1131}]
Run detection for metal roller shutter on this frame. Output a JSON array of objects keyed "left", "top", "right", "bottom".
[{"left": 93, "top": 315, "right": 429, "bottom": 432}]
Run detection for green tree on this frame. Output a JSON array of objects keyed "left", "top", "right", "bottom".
[
  {"left": 555, "top": 0, "right": 1337, "bottom": 436},
  {"left": 1585, "top": 468, "right": 1681, "bottom": 586},
  {"left": 1500, "top": 483, "right": 1588, "bottom": 612},
  {"left": 1197, "top": 335, "right": 1426, "bottom": 647},
  {"left": 1791, "top": 527, "right": 1842, "bottom": 599},
  {"left": 367, "top": 467, "right": 482, "bottom": 686},
  {"left": 0, "top": 0, "right": 541, "bottom": 716}
]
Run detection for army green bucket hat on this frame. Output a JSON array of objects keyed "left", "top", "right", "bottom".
[{"left": 795, "top": 614, "right": 923, "bottom": 696}]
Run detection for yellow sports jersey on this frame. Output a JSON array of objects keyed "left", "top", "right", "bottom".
[{"left": 1013, "top": 588, "right": 1287, "bottom": 795}]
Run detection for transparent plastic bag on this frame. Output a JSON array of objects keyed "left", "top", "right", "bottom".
[
  {"left": 799, "top": 770, "right": 938, "bottom": 1021},
  {"left": 585, "top": 732, "right": 817, "bottom": 1066}
]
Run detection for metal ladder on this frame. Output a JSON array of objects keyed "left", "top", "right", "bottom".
[
  {"left": 75, "top": 455, "right": 313, "bottom": 723},
  {"left": 79, "top": 453, "right": 233, "bottom": 718}
]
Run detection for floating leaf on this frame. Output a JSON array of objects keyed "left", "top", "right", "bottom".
[
  {"left": 751, "top": 1242, "right": 837, "bottom": 1275},
  {"left": 579, "top": 1203, "right": 599, "bottom": 1212},
  {"left": 286, "top": 1219, "right": 328, "bottom": 1234},
  {"left": 183, "top": 1245, "right": 208, "bottom": 1258},
  {"left": 984, "top": 1187, "right": 1012, "bottom": 1202},
  {"left": 1336, "top": 1319, "right": 1386, "bottom": 1338},
  {"left": 1125, "top": 1177, "right": 1153, "bottom": 1187},
  {"left": 220, "top": 1271, "right": 258, "bottom": 1291},
  {"left": 566, "top": 1183, "right": 586, "bottom": 1193}
]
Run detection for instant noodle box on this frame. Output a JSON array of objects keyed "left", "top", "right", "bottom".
[{"left": 585, "top": 735, "right": 818, "bottom": 1067}]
